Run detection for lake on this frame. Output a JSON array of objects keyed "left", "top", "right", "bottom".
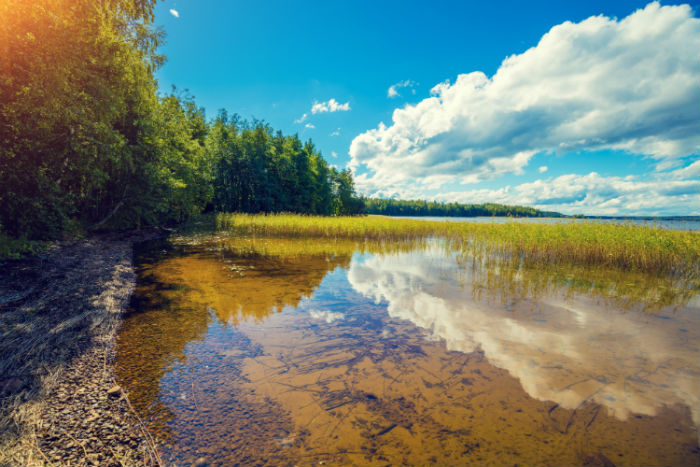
[{"left": 115, "top": 232, "right": 700, "bottom": 467}]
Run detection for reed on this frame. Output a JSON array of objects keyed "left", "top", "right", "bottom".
[
  {"left": 174, "top": 233, "right": 429, "bottom": 259},
  {"left": 215, "top": 213, "right": 700, "bottom": 277}
]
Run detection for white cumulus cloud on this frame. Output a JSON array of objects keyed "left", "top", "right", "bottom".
[
  {"left": 387, "top": 80, "right": 417, "bottom": 98},
  {"left": 305, "top": 123, "right": 315, "bottom": 129},
  {"left": 431, "top": 167, "right": 700, "bottom": 216},
  {"left": 311, "top": 98, "right": 351, "bottom": 114},
  {"left": 169, "top": 8, "right": 179, "bottom": 18},
  {"left": 349, "top": 2, "right": 700, "bottom": 199},
  {"left": 539, "top": 166, "right": 548, "bottom": 173}
]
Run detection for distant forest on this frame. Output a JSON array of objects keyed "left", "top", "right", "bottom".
[
  {"left": 364, "top": 198, "right": 564, "bottom": 218},
  {"left": 1, "top": 0, "right": 555, "bottom": 244}
]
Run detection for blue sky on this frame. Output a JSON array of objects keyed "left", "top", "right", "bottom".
[{"left": 154, "top": 1, "right": 700, "bottom": 216}]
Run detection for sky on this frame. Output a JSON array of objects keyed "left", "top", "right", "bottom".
[{"left": 153, "top": 0, "right": 700, "bottom": 216}]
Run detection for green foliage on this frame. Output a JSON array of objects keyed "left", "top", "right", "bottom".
[
  {"left": 206, "top": 117, "right": 363, "bottom": 216},
  {"left": 331, "top": 168, "right": 365, "bottom": 216},
  {"left": 0, "top": 0, "right": 164, "bottom": 237},
  {"left": 0, "top": 233, "right": 47, "bottom": 260},
  {"left": 363, "top": 198, "right": 563, "bottom": 218}
]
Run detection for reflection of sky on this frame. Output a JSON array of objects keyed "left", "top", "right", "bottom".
[{"left": 348, "top": 248, "right": 700, "bottom": 426}]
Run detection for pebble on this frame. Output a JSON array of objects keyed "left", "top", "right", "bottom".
[
  {"left": 107, "top": 385, "right": 122, "bottom": 397},
  {"left": 34, "top": 325, "right": 159, "bottom": 466},
  {"left": 4, "top": 232, "right": 165, "bottom": 467}
]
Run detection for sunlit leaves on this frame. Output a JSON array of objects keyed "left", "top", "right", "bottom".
[{"left": 0, "top": 0, "right": 161, "bottom": 237}]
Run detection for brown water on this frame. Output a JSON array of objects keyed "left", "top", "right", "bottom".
[{"left": 115, "top": 234, "right": 700, "bottom": 467}]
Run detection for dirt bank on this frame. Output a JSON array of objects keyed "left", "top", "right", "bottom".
[{"left": 0, "top": 230, "right": 166, "bottom": 467}]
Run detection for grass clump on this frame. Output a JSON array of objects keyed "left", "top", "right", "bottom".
[
  {"left": 0, "top": 234, "right": 47, "bottom": 260},
  {"left": 215, "top": 213, "right": 700, "bottom": 278}
]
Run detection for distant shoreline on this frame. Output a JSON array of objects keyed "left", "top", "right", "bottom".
[
  {"left": 384, "top": 214, "right": 700, "bottom": 221},
  {"left": 378, "top": 214, "right": 700, "bottom": 232},
  {"left": 577, "top": 215, "right": 700, "bottom": 221}
]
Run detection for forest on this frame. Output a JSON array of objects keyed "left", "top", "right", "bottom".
[
  {"left": 363, "top": 198, "right": 563, "bottom": 218},
  {"left": 0, "top": 0, "right": 363, "bottom": 244}
]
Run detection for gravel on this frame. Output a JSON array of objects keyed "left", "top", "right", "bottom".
[{"left": 0, "top": 230, "right": 166, "bottom": 467}]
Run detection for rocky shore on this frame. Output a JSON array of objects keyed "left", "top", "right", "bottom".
[{"left": 0, "top": 231, "right": 165, "bottom": 467}]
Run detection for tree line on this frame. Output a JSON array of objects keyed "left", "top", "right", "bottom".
[
  {"left": 363, "top": 198, "right": 563, "bottom": 218},
  {"left": 0, "top": 0, "right": 363, "bottom": 241},
  {"left": 207, "top": 113, "right": 364, "bottom": 217}
]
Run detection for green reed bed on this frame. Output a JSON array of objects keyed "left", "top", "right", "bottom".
[{"left": 215, "top": 213, "right": 700, "bottom": 277}]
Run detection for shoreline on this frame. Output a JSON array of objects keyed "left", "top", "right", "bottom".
[{"left": 0, "top": 230, "right": 166, "bottom": 467}]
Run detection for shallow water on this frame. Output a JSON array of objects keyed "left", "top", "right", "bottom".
[{"left": 116, "top": 234, "right": 700, "bottom": 466}]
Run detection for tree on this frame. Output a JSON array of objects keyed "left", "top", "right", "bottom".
[
  {"left": 0, "top": 0, "right": 163, "bottom": 237},
  {"left": 331, "top": 169, "right": 364, "bottom": 215}
]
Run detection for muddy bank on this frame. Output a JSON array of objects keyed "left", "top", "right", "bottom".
[{"left": 0, "top": 230, "right": 166, "bottom": 467}]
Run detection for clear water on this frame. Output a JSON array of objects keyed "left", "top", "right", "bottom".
[{"left": 116, "top": 234, "right": 700, "bottom": 466}]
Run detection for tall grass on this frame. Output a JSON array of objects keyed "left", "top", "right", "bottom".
[{"left": 216, "top": 213, "right": 700, "bottom": 278}]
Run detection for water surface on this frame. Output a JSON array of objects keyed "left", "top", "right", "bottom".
[{"left": 116, "top": 234, "right": 700, "bottom": 466}]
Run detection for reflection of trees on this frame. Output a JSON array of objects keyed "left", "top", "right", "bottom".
[
  {"left": 183, "top": 252, "right": 350, "bottom": 326},
  {"left": 116, "top": 243, "right": 213, "bottom": 438},
  {"left": 114, "top": 236, "right": 355, "bottom": 439}
]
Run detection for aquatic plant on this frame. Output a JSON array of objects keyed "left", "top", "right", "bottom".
[{"left": 215, "top": 213, "right": 700, "bottom": 278}]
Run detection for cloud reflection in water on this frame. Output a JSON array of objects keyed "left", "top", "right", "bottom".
[{"left": 348, "top": 247, "right": 700, "bottom": 425}]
